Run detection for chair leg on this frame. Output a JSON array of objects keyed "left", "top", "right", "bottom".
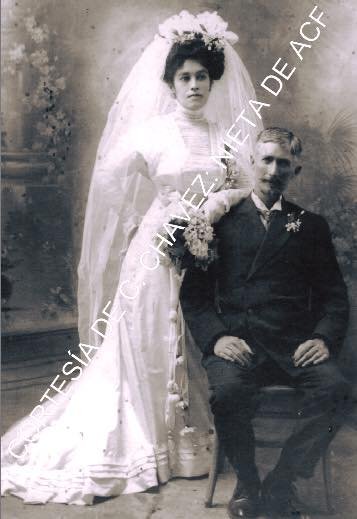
[
  {"left": 205, "top": 434, "right": 222, "bottom": 508},
  {"left": 322, "top": 446, "right": 335, "bottom": 514}
]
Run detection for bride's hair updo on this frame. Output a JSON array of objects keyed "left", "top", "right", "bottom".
[{"left": 163, "top": 37, "right": 225, "bottom": 85}]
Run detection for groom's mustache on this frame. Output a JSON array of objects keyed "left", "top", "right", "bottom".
[{"left": 262, "top": 177, "right": 283, "bottom": 189}]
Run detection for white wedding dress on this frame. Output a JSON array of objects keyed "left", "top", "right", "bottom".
[{"left": 1, "top": 105, "right": 237, "bottom": 505}]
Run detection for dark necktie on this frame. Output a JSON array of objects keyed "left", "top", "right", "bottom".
[{"left": 257, "top": 209, "right": 279, "bottom": 228}]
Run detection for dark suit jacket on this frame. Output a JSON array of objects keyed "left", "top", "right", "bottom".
[{"left": 180, "top": 195, "right": 349, "bottom": 370}]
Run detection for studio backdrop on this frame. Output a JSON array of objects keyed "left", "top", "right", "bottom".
[{"left": 2, "top": 0, "right": 357, "bottom": 386}]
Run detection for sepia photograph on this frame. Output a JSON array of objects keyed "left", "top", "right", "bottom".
[{"left": 1, "top": 1, "right": 357, "bottom": 518}]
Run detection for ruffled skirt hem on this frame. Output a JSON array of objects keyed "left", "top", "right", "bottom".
[{"left": 1, "top": 443, "right": 211, "bottom": 505}]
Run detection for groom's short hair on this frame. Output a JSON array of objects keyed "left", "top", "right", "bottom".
[{"left": 256, "top": 127, "right": 302, "bottom": 157}]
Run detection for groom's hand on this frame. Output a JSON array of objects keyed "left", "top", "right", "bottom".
[
  {"left": 214, "top": 336, "right": 254, "bottom": 367},
  {"left": 293, "top": 338, "right": 330, "bottom": 368}
]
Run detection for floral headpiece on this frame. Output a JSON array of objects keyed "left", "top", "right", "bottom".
[{"left": 158, "top": 10, "right": 238, "bottom": 51}]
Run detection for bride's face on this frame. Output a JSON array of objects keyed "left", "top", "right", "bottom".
[{"left": 172, "top": 59, "right": 211, "bottom": 111}]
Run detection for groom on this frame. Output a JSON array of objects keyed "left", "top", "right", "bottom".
[{"left": 180, "top": 127, "right": 351, "bottom": 518}]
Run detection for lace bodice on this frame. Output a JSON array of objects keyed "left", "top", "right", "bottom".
[{"left": 149, "top": 105, "right": 225, "bottom": 195}]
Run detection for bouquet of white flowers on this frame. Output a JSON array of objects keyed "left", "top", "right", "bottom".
[
  {"left": 155, "top": 188, "right": 249, "bottom": 272},
  {"left": 156, "top": 210, "right": 218, "bottom": 272}
]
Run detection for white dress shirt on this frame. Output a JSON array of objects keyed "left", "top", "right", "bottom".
[{"left": 251, "top": 191, "right": 282, "bottom": 230}]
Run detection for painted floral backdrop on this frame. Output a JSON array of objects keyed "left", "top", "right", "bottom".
[
  {"left": 3, "top": 14, "right": 72, "bottom": 174},
  {"left": 2, "top": 7, "right": 76, "bottom": 333}
]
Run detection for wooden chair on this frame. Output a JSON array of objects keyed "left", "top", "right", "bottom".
[{"left": 204, "top": 385, "right": 334, "bottom": 513}]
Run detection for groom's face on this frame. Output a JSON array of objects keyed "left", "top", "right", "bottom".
[{"left": 251, "top": 141, "right": 299, "bottom": 201}]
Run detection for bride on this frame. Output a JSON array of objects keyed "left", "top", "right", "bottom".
[{"left": 1, "top": 11, "right": 261, "bottom": 505}]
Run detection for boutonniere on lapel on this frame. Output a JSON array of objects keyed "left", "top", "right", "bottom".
[{"left": 285, "top": 210, "right": 305, "bottom": 233}]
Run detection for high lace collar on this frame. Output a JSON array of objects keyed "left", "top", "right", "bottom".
[{"left": 174, "top": 101, "right": 206, "bottom": 121}]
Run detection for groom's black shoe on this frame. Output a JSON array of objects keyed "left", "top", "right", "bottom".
[
  {"left": 227, "top": 479, "right": 260, "bottom": 518},
  {"left": 261, "top": 471, "right": 302, "bottom": 517}
]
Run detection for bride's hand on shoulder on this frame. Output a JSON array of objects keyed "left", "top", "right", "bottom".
[{"left": 204, "top": 188, "right": 249, "bottom": 224}]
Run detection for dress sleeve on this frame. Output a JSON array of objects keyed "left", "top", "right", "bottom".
[{"left": 93, "top": 117, "right": 165, "bottom": 208}]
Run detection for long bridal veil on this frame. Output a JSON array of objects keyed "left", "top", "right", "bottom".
[{"left": 77, "top": 11, "right": 261, "bottom": 344}]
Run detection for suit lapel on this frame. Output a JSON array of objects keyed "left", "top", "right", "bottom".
[
  {"left": 232, "top": 196, "right": 266, "bottom": 251},
  {"left": 247, "top": 198, "right": 292, "bottom": 279}
]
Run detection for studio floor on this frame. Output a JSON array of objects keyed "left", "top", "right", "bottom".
[
  {"left": 2, "top": 332, "right": 357, "bottom": 519},
  {"left": 2, "top": 426, "right": 357, "bottom": 519}
]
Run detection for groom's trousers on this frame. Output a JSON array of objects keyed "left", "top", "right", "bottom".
[{"left": 202, "top": 352, "right": 352, "bottom": 485}]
